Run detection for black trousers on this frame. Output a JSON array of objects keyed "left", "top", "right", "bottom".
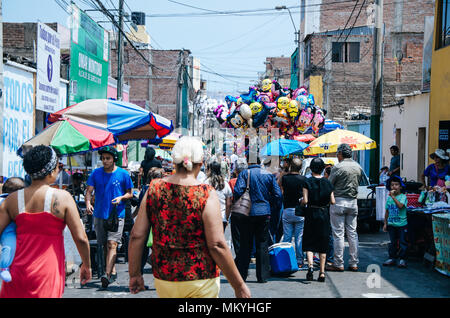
[{"left": 231, "top": 213, "right": 271, "bottom": 282}]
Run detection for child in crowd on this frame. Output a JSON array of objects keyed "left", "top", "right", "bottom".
[
  {"left": 382, "top": 175, "right": 408, "bottom": 268},
  {"left": 0, "top": 177, "right": 26, "bottom": 282}
]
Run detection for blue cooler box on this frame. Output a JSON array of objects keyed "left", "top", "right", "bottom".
[{"left": 268, "top": 242, "right": 299, "bottom": 275}]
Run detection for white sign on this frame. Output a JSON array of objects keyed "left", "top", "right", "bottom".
[
  {"left": 2, "top": 64, "right": 35, "bottom": 179},
  {"left": 36, "top": 22, "right": 61, "bottom": 113}
]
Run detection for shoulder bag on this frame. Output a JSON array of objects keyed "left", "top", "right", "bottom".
[
  {"left": 104, "top": 204, "right": 119, "bottom": 232},
  {"left": 231, "top": 170, "right": 252, "bottom": 216}
]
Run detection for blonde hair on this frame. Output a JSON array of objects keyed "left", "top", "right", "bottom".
[{"left": 171, "top": 136, "right": 204, "bottom": 171}]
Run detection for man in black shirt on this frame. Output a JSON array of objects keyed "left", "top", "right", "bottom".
[
  {"left": 280, "top": 158, "right": 308, "bottom": 267},
  {"left": 138, "top": 147, "right": 162, "bottom": 189}
]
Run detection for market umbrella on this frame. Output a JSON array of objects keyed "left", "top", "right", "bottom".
[
  {"left": 293, "top": 134, "right": 316, "bottom": 143},
  {"left": 260, "top": 139, "right": 309, "bottom": 157},
  {"left": 18, "top": 118, "right": 116, "bottom": 156},
  {"left": 47, "top": 99, "right": 174, "bottom": 141},
  {"left": 158, "top": 132, "right": 181, "bottom": 149},
  {"left": 303, "top": 128, "right": 376, "bottom": 155}
]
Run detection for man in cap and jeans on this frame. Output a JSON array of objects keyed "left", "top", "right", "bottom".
[
  {"left": 327, "top": 143, "right": 363, "bottom": 272},
  {"left": 86, "top": 146, "right": 134, "bottom": 288}
]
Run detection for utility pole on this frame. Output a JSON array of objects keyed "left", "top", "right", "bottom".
[
  {"left": 176, "top": 50, "right": 184, "bottom": 129},
  {"left": 117, "top": 0, "right": 124, "bottom": 100},
  {"left": 369, "top": 0, "right": 383, "bottom": 183}
]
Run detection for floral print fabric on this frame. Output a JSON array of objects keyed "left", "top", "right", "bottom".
[{"left": 146, "top": 179, "right": 220, "bottom": 281}]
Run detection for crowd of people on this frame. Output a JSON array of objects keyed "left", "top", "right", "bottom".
[{"left": 0, "top": 139, "right": 449, "bottom": 298}]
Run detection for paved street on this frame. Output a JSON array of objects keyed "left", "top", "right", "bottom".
[{"left": 62, "top": 228, "right": 450, "bottom": 298}]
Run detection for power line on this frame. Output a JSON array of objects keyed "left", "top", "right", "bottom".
[
  {"left": 147, "top": 1, "right": 359, "bottom": 18},
  {"left": 91, "top": 0, "right": 163, "bottom": 71},
  {"left": 195, "top": 14, "right": 284, "bottom": 52}
]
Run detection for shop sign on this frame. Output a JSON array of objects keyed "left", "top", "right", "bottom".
[
  {"left": 2, "top": 64, "right": 34, "bottom": 178},
  {"left": 36, "top": 22, "right": 61, "bottom": 113},
  {"left": 69, "top": 3, "right": 109, "bottom": 104}
]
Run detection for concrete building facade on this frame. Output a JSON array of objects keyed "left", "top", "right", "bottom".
[{"left": 299, "top": 0, "right": 435, "bottom": 121}]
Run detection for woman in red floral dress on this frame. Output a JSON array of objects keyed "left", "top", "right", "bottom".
[{"left": 128, "top": 137, "right": 251, "bottom": 298}]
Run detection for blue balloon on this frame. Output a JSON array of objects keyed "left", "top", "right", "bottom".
[
  {"left": 307, "top": 94, "right": 315, "bottom": 106},
  {"left": 0, "top": 222, "right": 17, "bottom": 282}
]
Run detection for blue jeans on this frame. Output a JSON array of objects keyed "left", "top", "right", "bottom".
[
  {"left": 387, "top": 225, "right": 408, "bottom": 259},
  {"left": 282, "top": 208, "right": 304, "bottom": 264}
]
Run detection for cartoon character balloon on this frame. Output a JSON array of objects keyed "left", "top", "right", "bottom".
[
  {"left": 213, "top": 104, "right": 228, "bottom": 125},
  {"left": 239, "top": 103, "right": 253, "bottom": 128},
  {"left": 261, "top": 78, "right": 272, "bottom": 92},
  {"left": 227, "top": 111, "right": 245, "bottom": 129},
  {"left": 277, "top": 96, "right": 290, "bottom": 110},
  {"left": 297, "top": 107, "right": 314, "bottom": 133},
  {"left": 296, "top": 94, "right": 308, "bottom": 109},
  {"left": 307, "top": 94, "right": 315, "bottom": 106},
  {"left": 250, "top": 102, "right": 263, "bottom": 115},
  {"left": 287, "top": 100, "right": 299, "bottom": 119},
  {"left": 311, "top": 107, "right": 325, "bottom": 135}
]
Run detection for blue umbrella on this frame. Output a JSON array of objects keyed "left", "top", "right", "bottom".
[{"left": 260, "top": 139, "right": 309, "bottom": 157}]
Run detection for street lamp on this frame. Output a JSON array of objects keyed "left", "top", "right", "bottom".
[{"left": 275, "top": 5, "right": 301, "bottom": 88}]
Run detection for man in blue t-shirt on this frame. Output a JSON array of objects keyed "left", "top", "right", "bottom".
[{"left": 86, "top": 146, "right": 133, "bottom": 288}]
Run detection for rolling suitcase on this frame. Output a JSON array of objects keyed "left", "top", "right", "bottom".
[{"left": 268, "top": 242, "right": 299, "bottom": 276}]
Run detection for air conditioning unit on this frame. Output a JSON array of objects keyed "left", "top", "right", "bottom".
[{"left": 131, "top": 12, "right": 145, "bottom": 26}]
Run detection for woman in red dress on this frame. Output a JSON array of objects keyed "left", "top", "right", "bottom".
[
  {"left": 128, "top": 136, "right": 251, "bottom": 298},
  {"left": 0, "top": 145, "right": 91, "bottom": 298}
]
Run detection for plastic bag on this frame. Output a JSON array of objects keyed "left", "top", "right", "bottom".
[{"left": 146, "top": 227, "right": 153, "bottom": 248}]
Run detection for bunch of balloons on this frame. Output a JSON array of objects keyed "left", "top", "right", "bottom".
[{"left": 213, "top": 78, "right": 327, "bottom": 138}]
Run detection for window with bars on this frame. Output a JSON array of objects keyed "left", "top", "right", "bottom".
[
  {"left": 437, "top": 0, "right": 450, "bottom": 49},
  {"left": 331, "top": 42, "right": 360, "bottom": 63}
]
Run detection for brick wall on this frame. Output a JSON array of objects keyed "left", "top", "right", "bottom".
[
  {"left": 110, "top": 46, "right": 187, "bottom": 123},
  {"left": 265, "top": 57, "right": 291, "bottom": 87},
  {"left": 304, "top": 0, "right": 435, "bottom": 120},
  {"left": 3, "top": 22, "right": 67, "bottom": 78}
]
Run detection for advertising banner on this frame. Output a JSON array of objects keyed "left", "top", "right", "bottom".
[
  {"left": 69, "top": 4, "right": 109, "bottom": 104},
  {"left": 2, "top": 64, "right": 34, "bottom": 179},
  {"left": 36, "top": 22, "right": 61, "bottom": 113}
]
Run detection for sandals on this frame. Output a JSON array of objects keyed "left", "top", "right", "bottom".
[
  {"left": 318, "top": 272, "right": 326, "bottom": 282},
  {"left": 306, "top": 267, "right": 314, "bottom": 281}
]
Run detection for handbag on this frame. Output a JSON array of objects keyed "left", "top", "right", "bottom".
[
  {"left": 295, "top": 204, "right": 308, "bottom": 217},
  {"left": 231, "top": 170, "right": 252, "bottom": 216},
  {"left": 104, "top": 204, "right": 119, "bottom": 232}
]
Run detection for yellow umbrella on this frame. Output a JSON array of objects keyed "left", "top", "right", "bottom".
[
  {"left": 158, "top": 132, "right": 181, "bottom": 149},
  {"left": 303, "top": 128, "right": 376, "bottom": 155}
]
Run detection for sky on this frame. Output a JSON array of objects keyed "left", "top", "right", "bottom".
[{"left": 3, "top": 0, "right": 302, "bottom": 97}]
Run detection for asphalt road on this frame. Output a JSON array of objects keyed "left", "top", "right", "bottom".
[{"left": 61, "top": 228, "right": 450, "bottom": 299}]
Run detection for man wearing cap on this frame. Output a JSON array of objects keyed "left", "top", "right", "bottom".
[
  {"left": 421, "top": 149, "right": 450, "bottom": 189},
  {"left": 327, "top": 143, "right": 363, "bottom": 272},
  {"left": 85, "top": 146, "right": 133, "bottom": 288}
]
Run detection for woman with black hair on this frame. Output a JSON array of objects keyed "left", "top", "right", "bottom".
[
  {"left": 0, "top": 145, "right": 91, "bottom": 298},
  {"left": 300, "top": 158, "right": 335, "bottom": 282},
  {"left": 138, "top": 147, "right": 162, "bottom": 189},
  {"left": 205, "top": 161, "right": 233, "bottom": 230}
]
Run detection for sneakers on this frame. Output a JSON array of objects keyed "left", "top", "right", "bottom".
[
  {"left": 101, "top": 273, "right": 117, "bottom": 288},
  {"left": 398, "top": 259, "right": 407, "bottom": 268},
  {"left": 383, "top": 258, "right": 396, "bottom": 266},
  {"left": 100, "top": 275, "right": 109, "bottom": 288},
  {"left": 347, "top": 266, "right": 358, "bottom": 272},
  {"left": 325, "top": 264, "right": 345, "bottom": 272}
]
